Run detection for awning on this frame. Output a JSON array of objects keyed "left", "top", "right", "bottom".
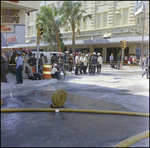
[{"left": 103, "top": 33, "right": 112, "bottom": 38}]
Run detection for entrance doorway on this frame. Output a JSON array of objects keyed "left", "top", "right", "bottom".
[
  {"left": 94, "top": 48, "right": 102, "bottom": 56},
  {"left": 75, "top": 48, "right": 89, "bottom": 54},
  {"left": 107, "top": 47, "right": 129, "bottom": 62}
]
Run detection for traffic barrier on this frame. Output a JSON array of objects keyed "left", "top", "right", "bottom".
[
  {"left": 51, "top": 89, "right": 67, "bottom": 107},
  {"left": 43, "top": 65, "right": 52, "bottom": 79},
  {"left": 32, "top": 66, "right": 35, "bottom": 73}
]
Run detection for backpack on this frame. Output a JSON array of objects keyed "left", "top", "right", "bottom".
[{"left": 28, "top": 73, "right": 44, "bottom": 80}]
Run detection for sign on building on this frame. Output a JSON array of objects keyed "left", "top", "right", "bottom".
[
  {"left": 1, "top": 25, "right": 15, "bottom": 33},
  {"left": 7, "top": 36, "right": 17, "bottom": 43},
  {"left": 1, "top": 8, "right": 26, "bottom": 25}
]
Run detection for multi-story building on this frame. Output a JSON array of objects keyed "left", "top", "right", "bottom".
[
  {"left": 25, "top": 1, "right": 149, "bottom": 62},
  {"left": 1, "top": 1, "right": 40, "bottom": 51}
]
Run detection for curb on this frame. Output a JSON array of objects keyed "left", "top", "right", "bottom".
[{"left": 112, "top": 130, "right": 149, "bottom": 147}]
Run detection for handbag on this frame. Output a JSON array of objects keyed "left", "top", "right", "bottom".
[{"left": 128, "top": 61, "right": 131, "bottom": 64}]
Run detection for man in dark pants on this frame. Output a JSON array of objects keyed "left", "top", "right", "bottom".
[
  {"left": 142, "top": 53, "right": 149, "bottom": 79},
  {"left": 1, "top": 50, "right": 9, "bottom": 83},
  {"left": 75, "top": 52, "right": 79, "bottom": 75},
  {"left": 15, "top": 52, "right": 23, "bottom": 84}
]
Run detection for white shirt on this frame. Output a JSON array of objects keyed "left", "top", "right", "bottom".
[
  {"left": 83, "top": 57, "right": 88, "bottom": 66},
  {"left": 75, "top": 56, "right": 79, "bottom": 64},
  {"left": 80, "top": 56, "right": 84, "bottom": 62},
  {"left": 98, "top": 56, "right": 103, "bottom": 64},
  {"left": 51, "top": 68, "right": 58, "bottom": 74}
]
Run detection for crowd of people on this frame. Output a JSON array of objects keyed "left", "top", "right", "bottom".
[
  {"left": 51, "top": 51, "right": 103, "bottom": 78},
  {"left": 1, "top": 49, "right": 149, "bottom": 84}
]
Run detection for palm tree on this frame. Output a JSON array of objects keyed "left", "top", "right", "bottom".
[
  {"left": 59, "top": 1, "right": 92, "bottom": 53},
  {"left": 36, "top": 5, "right": 62, "bottom": 52}
]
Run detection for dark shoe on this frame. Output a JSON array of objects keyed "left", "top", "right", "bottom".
[
  {"left": 4, "top": 81, "right": 9, "bottom": 83},
  {"left": 20, "top": 82, "right": 23, "bottom": 84},
  {"left": 15, "top": 83, "right": 20, "bottom": 84}
]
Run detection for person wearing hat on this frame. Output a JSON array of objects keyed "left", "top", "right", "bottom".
[
  {"left": 21, "top": 50, "right": 33, "bottom": 79},
  {"left": 142, "top": 53, "right": 149, "bottom": 79},
  {"left": 90, "top": 52, "right": 98, "bottom": 74},
  {"left": 57, "top": 53, "right": 64, "bottom": 72},
  {"left": 75, "top": 52, "right": 79, "bottom": 75},
  {"left": 83, "top": 54, "right": 88, "bottom": 74},
  {"left": 97, "top": 53, "right": 103, "bottom": 73},
  {"left": 51, "top": 64, "right": 59, "bottom": 78},
  {"left": 15, "top": 52, "right": 23, "bottom": 84},
  {"left": 68, "top": 54, "right": 73, "bottom": 73},
  {"left": 1, "top": 50, "right": 9, "bottom": 83},
  {"left": 64, "top": 51, "right": 69, "bottom": 74}
]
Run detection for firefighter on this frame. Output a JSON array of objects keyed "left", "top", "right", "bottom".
[
  {"left": 64, "top": 51, "right": 69, "bottom": 74},
  {"left": 68, "top": 54, "right": 73, "bottom": 73},
  {"left": 57, "top": 53, "right": 64, "bottom": 72},
  {"left": 91, "top": 52, "right": 97, "bottom": 74}
]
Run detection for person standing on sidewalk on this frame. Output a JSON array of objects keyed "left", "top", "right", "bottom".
[
  {"left": 97, "top": 53, "right": 103, "bottom": 73},
  {"left": 80, "top": 54, "right": 85, "bottom": 74},
  {"left": 1, "top": 50, "right": 9, "bottom": 83},
  {"left": 75, "top": 52, "right": 79, "bottom": 75},
  {"left": 21, "top": 50, "right": 33, "bottom": 79},
  {"left": 110, "top": 53, "right": 114, "bottom": 68},
  {"left": 142, "top": 53, "right": 149, "bottom": 79},
  {"left": 83, "top": 54, "right": 88, "bottom": 74},
  {"left": 129, "top": 55, "right": 133, "bottom": 68},
  {"left": 15, "top": 52, "right": 23, "bottom": 84}
]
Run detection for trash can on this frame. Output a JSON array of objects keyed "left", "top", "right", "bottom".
[{"left": 43, "top": 65, "right": 52, "bottom": 79}]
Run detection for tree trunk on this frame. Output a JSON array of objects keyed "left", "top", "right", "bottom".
[
  {"left": 72, "top": 26, "right": 75, "bottom": 53},
  {"left": 54, "top": 25, "right": 61, "bottom": 52}
]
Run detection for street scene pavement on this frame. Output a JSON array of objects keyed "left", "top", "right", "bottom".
[{"left": 1, "top": 64, "right": 149, "bottom": 147}]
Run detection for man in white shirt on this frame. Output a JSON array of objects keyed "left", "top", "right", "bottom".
[
  {"left": 83, "top": 54, "right": 88, "bottom": 74},
  {"left": 97, "top": 53, "right": 103, "bottom": 73},
  {"left": 75, "top": 52, "right": 79, "bottom": 75},
  {"left": 80, "top": 54, "right": 85, "bottom": 74},
  {"left": 51, "top": 64, "right": 59, "bottom": 78}
]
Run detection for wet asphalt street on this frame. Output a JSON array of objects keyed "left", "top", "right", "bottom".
[{"left": 1, "top": 67, "right": 149, "bottom": 147}]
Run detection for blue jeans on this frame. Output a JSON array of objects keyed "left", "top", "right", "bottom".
[{"left": 16, "top": 65, "right": 23, "bottom": 83}]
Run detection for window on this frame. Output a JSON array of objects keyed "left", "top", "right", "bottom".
[
  {"left": 57, "top": 2, "right": 60, "bottom": 8},
  {"left": 30, "top": 12, "right": 33, "bottom": 20},
  {"left": 115, "top": 10, "right": 121, "bottom": 26},
  {"left": 96, "top": 1, "right": 101, "bottom": 5},
  {"left": 30, "top": 26, "right": 33, "bottom": 36},
  {"left": 102, "top": 12, "right": 107, "bottom": 27},
  {"left": 83, "top": 1, "right": 87, "bottom": 8},
  {"left": 122, "top": 8, "right": 129, "bottom": 25},
  {"left": 83, "top": 17, "right": 87, "bottom": 30},
  {"left": 96, "top": 13, "right": 101, "bottom": 28}
]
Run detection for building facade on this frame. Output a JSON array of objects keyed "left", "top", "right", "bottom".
[
  {"left": 1, "top": 1, "right": 40, "bottom": 51},
  {"left": 25, "top": 1, "right": 149, "bottom": 62}
]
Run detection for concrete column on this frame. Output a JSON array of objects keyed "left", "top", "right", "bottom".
[
  {"left": 67, "top": 46, "right": 69, "bottom": 52},
  {"left": 103, "top": 45, "right": 107, "bottom": 62},
  {"left": 89, "top": 45, "right": 94, "bottom": 53}
]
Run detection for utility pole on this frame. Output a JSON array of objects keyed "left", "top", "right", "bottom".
[
  {"left": 36, "top": 27, "right": 43, "bottom": 73},
  {"left": 141, "top": 1, "right": 145, "bottom": 70}
]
